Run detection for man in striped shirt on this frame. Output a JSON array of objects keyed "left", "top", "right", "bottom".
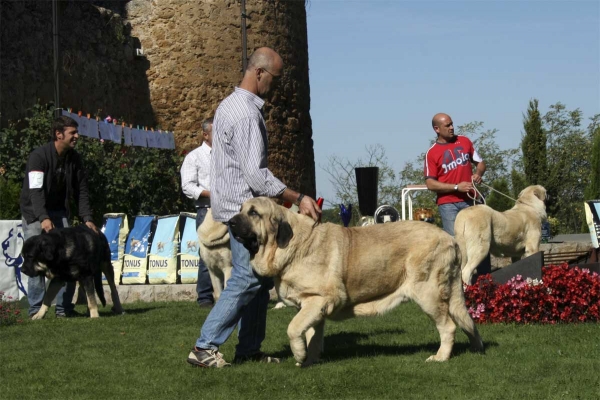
[
  {"left": 180, "top": 117, "right": 215, "bottom": 308},
  {"left": 187, "top": 47, "right": 321, "bottom": 368}
]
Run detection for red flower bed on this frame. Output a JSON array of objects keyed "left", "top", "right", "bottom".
[{"left": 464, "top": 264, "right": 600, "bottom": 324}]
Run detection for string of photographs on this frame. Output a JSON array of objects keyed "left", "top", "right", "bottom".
[{"left": 61, "top": 109, "right": 176, "bottom": 149}]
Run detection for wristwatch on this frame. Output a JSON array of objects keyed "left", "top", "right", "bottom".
[{"left": 454, "top": 184, "right": 459, "bottom": 192}]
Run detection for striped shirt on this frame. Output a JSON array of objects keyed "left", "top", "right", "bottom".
[
  {"left": 180, "top": 141, "right": 211, "bottom": 207},
  {"left": 210, "top": 87, "right": 287, "bottom": 221}
]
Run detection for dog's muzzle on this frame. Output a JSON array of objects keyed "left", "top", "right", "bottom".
[{"left": 228, "top": 216, "right": 259, "bottom": 255}]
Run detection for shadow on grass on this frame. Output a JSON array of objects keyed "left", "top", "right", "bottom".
[{"left": 273, "top": 328, "right": 497, "bottom": 363}]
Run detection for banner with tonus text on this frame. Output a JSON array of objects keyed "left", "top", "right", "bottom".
[
  {"left": 101, "top": 213, "right": 129, "bottom": 285},
  {"left": 122, "top": 216, "right": 155, "bottom": 284},
  {"left": 179, "top": 213, "right": 199, "bottom": 284},
  {"left": 148, "top": 215, "right": 179, "bottom": 284}
]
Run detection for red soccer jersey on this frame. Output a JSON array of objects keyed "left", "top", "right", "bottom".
[{"left": 424, "top": 135, "right": 482, "bottom": 205}]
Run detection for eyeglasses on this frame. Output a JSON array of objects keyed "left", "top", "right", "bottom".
[{"left": 261, "top": 68, "right": 281, "bottom": 79}]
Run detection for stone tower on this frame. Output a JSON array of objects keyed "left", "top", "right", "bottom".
[{"left": 126, "top": 0, "right": 316, "bottom": 197}]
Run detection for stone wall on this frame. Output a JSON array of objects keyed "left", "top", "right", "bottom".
[
  {"left": 491, "top": 240, "right": 594, "bottom": 270},
  {"left": 0, "top": 1, "right": 155, "bottom": 127},
  {"left": 2, "top": 0, "right": 316, "bottom": 196},
  {"left": 126, "top": 0, "right": 316, "bottom": 196}
]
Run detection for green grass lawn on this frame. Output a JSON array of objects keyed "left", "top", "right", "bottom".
[{"left": 1, "top": 300, "right": 598, "bottom": 400}]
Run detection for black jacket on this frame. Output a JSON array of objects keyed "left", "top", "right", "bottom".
[{"left": 20, "top": 141, "right": 93, "bottom": 224}]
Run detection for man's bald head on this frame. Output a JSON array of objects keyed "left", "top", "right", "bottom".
[
  {"left": 432, "top": 113, "right": 452, "bottom": 129},
  {"left": 431, "top": 113, "right": 455, "bottom": 143},
  {"left": 246, "top": 47, "right": 283, "bottom": 74}
]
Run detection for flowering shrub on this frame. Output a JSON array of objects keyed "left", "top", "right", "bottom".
[
  {"left": 464, "top": 264, "right": 600, "bottom": 324},
  {"left": 0, "top": 291, "right": 22, "bottom": 327}
]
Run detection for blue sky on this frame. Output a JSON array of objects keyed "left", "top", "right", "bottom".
[{"left": 306, "top": 0, "right": 600, "bottom": 203}]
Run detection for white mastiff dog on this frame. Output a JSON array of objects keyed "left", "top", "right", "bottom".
[
  {"left": 454, "top": 185, "right": 547, "bottom": 284},
  {"left": 227, "top": 197, "right": 484, "bottom": 367}
]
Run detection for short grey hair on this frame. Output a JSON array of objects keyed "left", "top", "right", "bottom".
[{"left": 202, "top": 117, "right": 213, "bottom": 134}]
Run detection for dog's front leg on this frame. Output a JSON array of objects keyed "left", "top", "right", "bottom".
[
  {"left": 305, "top": 320, "right": 325, "bottom": 364},
  {"left": 31, "top": 279, "right": 64, "bottom": 320},
  {"left": 81, "top": 277, "right": 100, "bottom": 318},
  {"left": 287, "top": 297, "right": 326, "bottom": 367}
]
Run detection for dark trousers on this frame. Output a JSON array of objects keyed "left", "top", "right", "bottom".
[{"left": 196, "top": 207, "right": 214, "bottom": 305}]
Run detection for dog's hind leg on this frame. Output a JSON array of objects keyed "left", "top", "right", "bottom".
[
  {"left": 412, "top": 286, "right": 457, "bottom": 362},
  {"left": 288, "top": 297, "right": 327, "bottom": 367},
  {"left": 81, "top": 277, "right": 100, "bottom": 318},
  {"left": 461, "top": 237, "right": 490, "bottom": 285},
  {"left": 101, "top": 261, "right": 124, "bottom": 314},
  {"left": 448, "top": 280, "right": 484, "bottom": 353},
  {"left": 31, "top": 279, "right": 64, "bottom": 320}
]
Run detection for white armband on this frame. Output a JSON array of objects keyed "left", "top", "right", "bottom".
[{"left": 28, "top": 171, "right": 44, "bottom": 189}]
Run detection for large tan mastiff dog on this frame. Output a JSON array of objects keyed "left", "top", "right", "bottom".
[
  {"left": 198, "top": 209, "right": 232, "bottom": 301},
  {"left": 228, "top": 197, "right": 484, "bottom": 366},
  {"left": 454, "top": 185, "right": 547, "bottom": 284}
]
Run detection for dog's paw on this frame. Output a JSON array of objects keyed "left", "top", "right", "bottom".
[
  {"left": 425, "top": 355, "right": 449, "bottom": 362},
  {"left": 31, "top": 312, "right": 45, "bottom": 320},
  {"left": 273, "top": 301, "right": 287, "bottom": 309},
  {"left": 296, "top": 359, "right": 320, "bottom": 368}
]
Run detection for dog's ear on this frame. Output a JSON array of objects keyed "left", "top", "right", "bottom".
[
  {"left": 39, "top": 236, "right": 55, "bottom": 262},
  {"left": 533, "top": 186, "right": 547, "bottom": 201},
  {"left": 276, "top": 219, "right": 293, "bottom": 248}
]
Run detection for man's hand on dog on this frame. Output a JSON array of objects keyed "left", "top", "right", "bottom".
[
  {"left": 41, "top": 219, "right": 98, "bottom": 233},
  {"left": 41, "top": 219, "right": 54, "bottom": 233},
  {"left": 299, "top": 195, "right": 322, "bottom": 221},
  {"left": 85, "top": 221, "right": 98, "bottom": 233}
]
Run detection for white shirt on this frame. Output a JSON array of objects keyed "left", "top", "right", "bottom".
[{"left": 180, "top": 141, "right": 211, "bottom": 201}]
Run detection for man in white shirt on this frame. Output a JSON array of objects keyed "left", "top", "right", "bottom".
[{"left": 180, "top": 117, "right": 214, "bottom": 308}]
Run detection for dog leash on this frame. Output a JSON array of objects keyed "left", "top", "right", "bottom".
[{"left": 468, "top": 176, "right": 518, "bottom": 205}]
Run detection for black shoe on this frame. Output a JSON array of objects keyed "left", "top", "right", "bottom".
[
  {"left": 233, "top": 351, "right": 281, "bottom": 364},
  {"left": 56, "top": 310, "right": 83, "bottom": 318},
  {"left": 198, "top": 302, "right": 214, "bottom": 309}
]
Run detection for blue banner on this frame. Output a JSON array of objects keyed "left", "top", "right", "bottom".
[{"left": 123, "top": 127, "right": 132, "bottom": 146}]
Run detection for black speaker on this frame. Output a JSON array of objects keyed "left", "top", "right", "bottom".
[{"left": 355, "top": 167, "right": 378, "bottom": 217}]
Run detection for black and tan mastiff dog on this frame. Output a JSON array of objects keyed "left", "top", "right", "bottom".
[
  {"left": 227, "top": 197, "right": 484, "bottom": 367},
  {"left": 21, "top": 225, "right": 124, "bottom": 319}
]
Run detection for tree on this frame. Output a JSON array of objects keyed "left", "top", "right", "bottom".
[
  {"left": 322, "top": 144, "right": 403, "bottom": 214},
  {"left": 521, "top": 99, "right": 547, "bottom": 186},
  {"left": 542, "top": 103, "right": 595, "bottom": 233},
  {"left": 584, "top": 123, "right": 600, "bottom": 200},
  {"left": 486, "top": 178, "right": 513, "bottom": 212},
  {"left": 510, "top": 167, "right": 528, "bottom": 199}
]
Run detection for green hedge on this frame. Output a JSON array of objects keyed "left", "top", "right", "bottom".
[{"left": 0, "top": 103, "right": 193, "bottom": 223}]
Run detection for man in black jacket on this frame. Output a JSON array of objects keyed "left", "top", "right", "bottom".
[{"left": 20, "top": 115, "right": 97, "bottom": 318}]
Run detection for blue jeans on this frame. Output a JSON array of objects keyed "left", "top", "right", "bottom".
[
  {"left": 195, "top": 208, "right": 214, "bottom": 305},
  {"left": 22, "top": 211, "right": 75, "bottom": 316},
  {"left": 438, "top": 201, "right": 472, "bottom": 236},
  {"left": 195, "top": 226, "right": 272, "bottom": 357}
]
